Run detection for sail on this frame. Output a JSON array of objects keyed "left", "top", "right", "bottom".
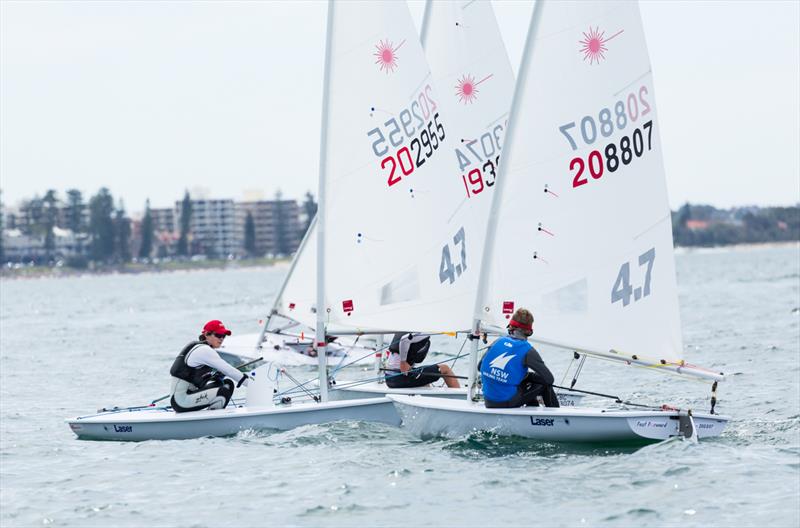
[
  {"left": 316, "top": 0, "right": 481, "bottom": 334},
  {"left": 419, "top": 0, "right": 516, "bottom": 331},
  {"left": 272, "top": 219, "right": 318, "bottom": 330},
  {"left": 275, "top": 0, "right": 515, "bottom": 335},
  {"left": 478, "top": 1, "right": 684, "bottom": 361}
]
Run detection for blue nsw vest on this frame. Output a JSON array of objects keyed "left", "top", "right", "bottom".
[{"left": 480, "top": 336, "right": 531, "bottom": 402}]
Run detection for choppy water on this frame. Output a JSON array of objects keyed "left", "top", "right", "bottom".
[{"left": 1, "top": 245, "right": 799, "bottom": 527}]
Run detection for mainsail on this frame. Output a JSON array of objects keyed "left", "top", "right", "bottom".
[
  {"left": 419, "top": 0, "right": 516, "bottom": 335},
  {"left": 317, "top": 0, "right": 470, "bottom": 334},
  {"left": 273, "top": 0, "right": 517, "bottom": 336},
  {"left": 475, "top": 1, "right": 684, "bottom": 362}
]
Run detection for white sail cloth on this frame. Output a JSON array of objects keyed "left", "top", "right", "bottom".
[
  {"left": 478, "top": 1, "right": 683, "bottom": 361},
  {"left": 318, "top": 0, "right": 469, "bottom": 334},
  {"left": 278, "top": 0, "right": 517, "bottom": 335}
]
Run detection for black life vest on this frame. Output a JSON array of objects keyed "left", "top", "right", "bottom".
[
  {"left": 170, "top": 341, "right": 216, "bottom": 388},
  {"left": 388, "top": 332, "right": 430, "bottom": 365}
]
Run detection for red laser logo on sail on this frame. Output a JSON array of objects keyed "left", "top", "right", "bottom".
[
  {"left": 374, "top": 39, "right": 405, "bottom": 74},
  {"left": 455, "top": 73, "right": 493, "bottom": 104},
  {"left": 579, "top": 27, "right": 623, "bottom": 65}
]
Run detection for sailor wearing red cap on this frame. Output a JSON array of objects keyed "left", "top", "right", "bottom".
[
  {"left": 479, "top": 308, "right": 559, "bottom": 408},
  {"left": 169, "top": 320, "right": 250, "bottom": 413}
]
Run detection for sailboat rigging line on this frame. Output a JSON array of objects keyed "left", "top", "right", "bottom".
[
  {"left": 550, "top": 384, "right": 659, "bottom": 410},
  {"left": 381, "top": 368, "right": 468, "bottom": 381},
  {"left": 330, "top": 342, "right": 393, "bottom": 378},
  {"left": 571, "top": 353, "right": 587, "bottom": 389},
  {"left": 332, "top": 334, "right": 361, "bottom": 372},
  {"left": 559, "top": 353, "right": 577, "bottom": 386},
  {"left": 279, "top": 369, "right": 320, "bottom": 402},
  {"left": 327, "top": 333, "right": 466, "bottom": 378}
]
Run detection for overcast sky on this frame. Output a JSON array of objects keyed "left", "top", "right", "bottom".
[{"left": 1, "top": 0, "right": 798, "bottom": 214}]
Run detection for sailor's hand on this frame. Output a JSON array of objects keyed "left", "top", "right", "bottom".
[
  {"left": 237, "top": 373, "right": 251, "bottom": 388},
  {"left": 400, "top": 361, "right": 411, "bottom": 374}
]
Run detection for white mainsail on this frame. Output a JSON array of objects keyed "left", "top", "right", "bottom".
[
  {"left": 273, "top": 0, "right": 516, "bottom": 336},
  {"left": 316, "top": 0, "right": 496, "bottom": 335},
  {"left": 476, "top": 0, "right": 683, "bottom": 362},
  {"left": 420, "top": 0, "right": 516, "bottom": 324}
]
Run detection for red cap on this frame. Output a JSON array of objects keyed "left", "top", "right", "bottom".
[{"left": 203, "top": 320, "right": 232, "bottom": 336}]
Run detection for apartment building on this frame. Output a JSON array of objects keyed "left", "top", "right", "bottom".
[
  {"left": 149, "top": 208, "right": 176, "bottom": 233},
  {"left": 235, "top": 200, "right": 302, "bottom": 257},
  {"left": 174, "top": 199, "right": 238, "bottom": 257}
]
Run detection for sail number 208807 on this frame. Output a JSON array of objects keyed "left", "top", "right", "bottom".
[{"left": 569, "top": 121, "right": 653, "bottom": 188}]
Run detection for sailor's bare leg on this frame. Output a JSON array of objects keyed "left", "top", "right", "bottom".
[{"left": 438, "top": 364, "right": 460, "bottom": 388}]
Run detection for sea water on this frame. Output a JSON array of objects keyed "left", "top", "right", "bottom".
[{"left": 1, "top": 245, "right": 798, "bottom": 527}]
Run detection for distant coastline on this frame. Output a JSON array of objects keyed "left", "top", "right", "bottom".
[
  {"left": 0, "top": 256, "right": 290, "bottom": 280},
  {"left": 2, "top": 242, "right": 796, "bottom": 281},
  {"left": 673, "top": 240, "right": 798, "bottom": 254}
]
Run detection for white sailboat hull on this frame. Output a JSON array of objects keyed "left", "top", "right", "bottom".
[
  {"left": 389, "top": 396, "right": 729, "bottom": 444},
  {"left": 331, "top": 382, "right": 586, "bottom": 407},
  {"left": 67, "top": 398, "right": 399, "bottom": 442}
]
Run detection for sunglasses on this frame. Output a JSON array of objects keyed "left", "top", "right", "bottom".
[{"left": 210, "top": 333, "right": 227, "bottom": 339}]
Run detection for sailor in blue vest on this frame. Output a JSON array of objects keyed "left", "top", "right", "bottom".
[
  {"left": 479, "top": 308, "right": 559, "bottom": 408},
  {"left": 169, "top": 320, "right": 250, "bottom": 413}
]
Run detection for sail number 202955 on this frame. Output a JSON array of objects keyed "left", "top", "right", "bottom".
[{"left": 381, "top": 113, "right": 445, "bottom": 187}]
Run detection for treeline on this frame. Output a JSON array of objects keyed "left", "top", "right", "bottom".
[
  {"left": 0, "top": 188, "right": 133, "bottom": 267},
  {"left": 672, "top": 204, "right": 800, "bottom": 247},
  {"left": 1, "top": 187, "right": 318, "bottom": 267}
]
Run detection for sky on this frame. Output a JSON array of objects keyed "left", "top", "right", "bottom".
[{"left": 1, "top": 0, "right": 798, "bottom": 215}]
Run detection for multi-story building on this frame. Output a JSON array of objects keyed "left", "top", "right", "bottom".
[
  {"left": 235, "top": 200, "right": 302, "bottom": 257},
  {"left": 174, "top": 199, "right": 238, "bottom": 257},
  {"left": 149, "top": 208, "right": 175, "bottom": 233}
]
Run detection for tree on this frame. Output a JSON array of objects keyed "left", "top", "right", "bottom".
[
  {"left": 274, "top": 190, "right": 289, "bottom": 256},
  {"left": 114, "top": 201, "right": 131, "bottom": 263},
  {"left": 177, "top": 191, "right": 192, "bottom": 257},
  {"left": 20, "top": 196, "right": 43, "bottom": 235},
  {"left": 301, "top": 191, "right": 317, "bottom": 236},
  {"left": 88, "top": 188, "right": 116, "bottom": 262},
  {"left": 42, "top": 190, "right": 58, "bottom": 260},
  {"left": 244, "top": 211, "right": 256, "bottom": 257},
  {"left": 65, "top": 189, "right": 86, "bottom": 233},
  {"left": 139, "top": 199, "right": 154, "bottom": 259}
]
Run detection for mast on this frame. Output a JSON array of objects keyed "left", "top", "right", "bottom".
[
  {"left": 466, "top": 0, "right": 546, "bottom": 401},
  {"left": 315, "top": 0, "right": 335, "bottom": 403},
  {"left": 255, "top": 215, "right": 318, "bottom": 349},
  {"left": 419, "top": 0, "right": 432, "bottom": 47}
]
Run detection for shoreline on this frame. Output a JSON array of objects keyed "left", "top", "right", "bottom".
[
  {"left": 1, "top": 241, "right": 796, "bottom": 281},
  {"left": 0, "top": 257, "right": 291, "bottom": 281},
  {"left": 673, "top": 240, "right": 798, "bottom": 254}
]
